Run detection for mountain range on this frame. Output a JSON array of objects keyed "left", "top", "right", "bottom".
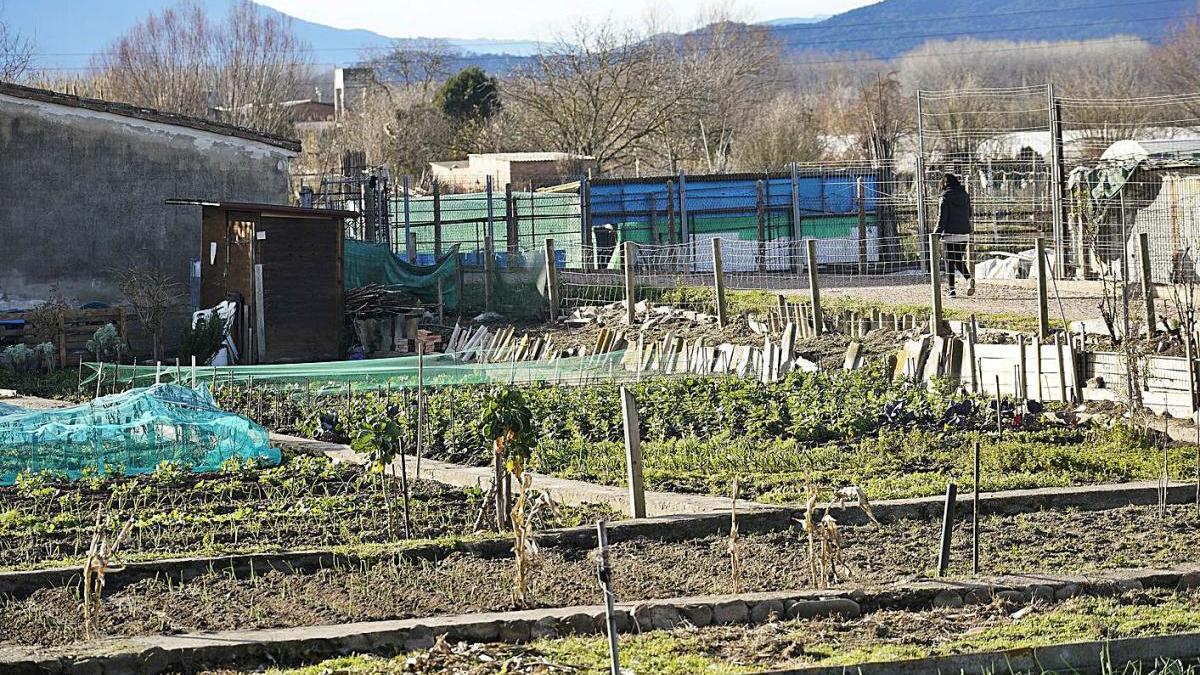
[{"left": 7, "top": 0, "right": 1196, "bottom": 77}]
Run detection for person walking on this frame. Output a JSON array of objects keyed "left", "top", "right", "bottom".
[{"left": 935, "top": 173, "right": 974, "bottom": 297}]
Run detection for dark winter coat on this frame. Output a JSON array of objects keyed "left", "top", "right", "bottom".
[{"left": 935, "top": 185, "right": 972, "bottom": 235}]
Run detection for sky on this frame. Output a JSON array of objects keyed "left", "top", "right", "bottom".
[{"left": 255, "top": 0, "right": 876, "bottom": 41}]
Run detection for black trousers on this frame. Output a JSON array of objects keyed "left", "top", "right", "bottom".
[{"left": 944, "top": 242, "right": 971, "bottom": 288}]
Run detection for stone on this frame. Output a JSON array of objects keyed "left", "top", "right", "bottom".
[
  {"left": 964, "top": 587, "right": 994, "bottom": 605},
  {"left": 789, "top": 598, "right": 861, "bottom": 619},
  {"left": 1054, "top": 583, "right": 1082, "bottom": 601},
  {"left": 65, "top": 660, "right": 102, "bottom": 675},
  {"left": 750, "top": 599, "right": 785, "bottom": 623},
  {"left": 405, "top": 626, "right": 436, "bottom": 651},
  {"left": 137, "top": 647, "right": 174, "bottom": 675},
  {"left": 996, "top": 590, "right": 1028, "bottom": 606},
  {"left": 1116, "top": 579, "right": 1144, "bottom": 594},
  {"left": 562, "top": 612, "right": 597, "bottom": 635},
  {"left": 652, "top": 606, "right": 682, "bottom": 630},
  {"left": 1031, "top": 585, "right": 1056, "bottom": 605},
  {"left": 711, "top": 600, "right": 750, "bottom": 624},
  {"left": 1177, "top": 572, "right": 1200, "bottom": 591},
  {"left": 499, "top": 620, "right": 531, "bottom": 643},
  {"left": 679, "top": 603, "right": 714, "bottom": 627},
  {"left": 530, "top": 617, "right": 559, "bottom": 640},
  {"left": 452, "top": 619, "right": 502, "bottom": 642},
  {"left": 932, "top": 590, "right": 964, "bottom": 609}
]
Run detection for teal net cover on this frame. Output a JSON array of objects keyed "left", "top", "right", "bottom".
[
  {"left": 0, "top": 384, "right": 279, "bottom": 485},
  {"left": 344, "top": 240, "right": 461, "bottom": 309}
]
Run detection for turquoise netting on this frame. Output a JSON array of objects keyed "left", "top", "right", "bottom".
[{"left": 0, "top": 384, "right": 279, "bottom": 485}]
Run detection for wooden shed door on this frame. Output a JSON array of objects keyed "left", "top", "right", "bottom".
[{"left": 256, "top": 217, "right": 343, "bottom": 363}]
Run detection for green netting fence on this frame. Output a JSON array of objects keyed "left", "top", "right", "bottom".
[
  {"left": 0, "top": 384, "right": 279, "bottom": 485},
  {"left": 83, "top": 350, "right": 635, "bottom": 394}
]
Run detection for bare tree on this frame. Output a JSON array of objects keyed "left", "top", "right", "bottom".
[
  {"left": 676, "top": 16, "right": 781, "bottom": 173},
  {"left": 0, "top": 4, "right": 33, "bottom": 82},
  {"left": 505, "top": 22, "right": 695, "bottom": 173},
  {"left": 365, "top": 39, "right": 455, "bottom": 95},
  {"left": 732, "top": 94, "right": 826, "bottom": 170},
  {"left": 1153, "top": 21, "right": 1200, "bottom": 116},
  {"left": 92, "top": 0, "right": 310, "bottom": 136}
]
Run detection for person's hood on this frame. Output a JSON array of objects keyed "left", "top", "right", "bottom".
[{"left": 941, "top": 185, "right": 969, "bottom": 207}]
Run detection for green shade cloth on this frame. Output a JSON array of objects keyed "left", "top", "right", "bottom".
[
  {"left": 344, "top": 240, "right": 460, "bottom": 309},
  {"left": 0, "top": 384, "right": 278, "bottom": 485},
  {"left": 84, "top": 350, "right": 631, "bottom": 393}
]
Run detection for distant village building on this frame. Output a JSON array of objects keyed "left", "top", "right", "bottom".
[
  {"left": 429, "top": 152, "right": 596, "bottom": 191},
  {"left": 0, "top": 82, "right": 299, "bottom": 337},
  {"left": 334, "top": 67, "right": 379, "bottom": 120}
]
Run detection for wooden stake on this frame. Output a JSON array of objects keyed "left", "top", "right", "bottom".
[
  {"left": 620, "top": 387, "right": 646, "bottom": 518},
  {"left": 1138, "top": 231, "right": 1157, "bottom": 333},
  {"left": 973, "top": 439, "right": 981, "bottom": 575},
  {"left": 712, "top": 237, "right": 728, "bottom": 328},
  {"left": 937, "top": 482, "right": 957, "bottom": 577},
  {"left": 929, "top": 234, "right": 946, "bottom": 336},
  {"left": 1035, "top": 237, "right": 1050, "bottom": 339},
  {"left": 806, "top": 239, "right": 822, "bottom": 335}
]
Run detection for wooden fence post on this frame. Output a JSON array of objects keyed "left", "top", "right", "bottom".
[
  {"left": 1035, "top": 237, "right": 1051, "bottom": 339},
  {"left": 402, "top": 175, "right": 414, "bottom": 262},
  {"left": 624, "top": 240, "right": 637, "bottom": 326},
  {"left": 806, "top": 238, "right": 822, "bottom": 335},
  {"left": 545, "top": 237, "right": 560, "bottom": 322},
  {"left": 620, "top": 387, "right": 646, "bottom": 518},
  {"left": 929, "top": 234, "right": 947, "bottom": 336},
  {"left": 712, "top": 237, "right": 728, "bottom": 328},
  {"left": 1139, "top": 232, "right": 1156, "bottom": 334}
]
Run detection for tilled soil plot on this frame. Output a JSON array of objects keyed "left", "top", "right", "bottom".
[
  {"left": 4, "top": 504, "right": 1200, "bottom": 648},
  {"left": 203, "top": 589, "right": 1200, "bottom": 674}
]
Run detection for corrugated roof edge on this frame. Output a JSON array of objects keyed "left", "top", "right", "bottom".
[
  {"left": 0, "top": 81, "right": 302, "bottom": 153},
  {"left": 589, "top": 167, "right": 880, "bottom": 186}
]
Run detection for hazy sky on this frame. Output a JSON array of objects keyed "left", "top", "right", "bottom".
[{"left": 256, "top": 0, "right": 877, "bottom": 41}]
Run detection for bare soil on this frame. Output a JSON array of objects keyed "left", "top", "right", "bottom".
[{"left": 4, "top": 503, "right": 1199, "bottom": 649}]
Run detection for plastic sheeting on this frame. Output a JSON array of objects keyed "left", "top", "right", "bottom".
[
  {"left": 344, "top": 240, "right": 460, "bottom": 309},
  {"left": 0, "top": 384, "right": 278, "bottom": 485}
]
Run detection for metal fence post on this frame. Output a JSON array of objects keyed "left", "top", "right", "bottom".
[
  {"left": 915, "top": 155, "right": 929, "bottom": 273},
  {"left": 545, "top": 237, "right": 560, "bottom": 322},
  {"left": 486, "top": 175, "right": 495, "bottom": 247},
  {"left": 402, "top": 175, "right": 414, "bottom": 262},
  {"left": 624, "top": 241, "right": 637, "bottom": 326},
  {"left": 432, "top": 178, "right": 442, "bottom": 258},
  {"left": 678, "top": 171, "right": 690, "bottom": 253},
  {"left": 857, "top": 176, "right": 868, "bottom": 274},
  {"left": 581, "top": 177, "right": 592, "bottom": 271},
  {"left": 756, "top": 179, "right": 766, "bottom": 273}
]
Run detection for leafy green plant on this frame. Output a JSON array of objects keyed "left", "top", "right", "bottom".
[
  {"left": 351, "top": 403, "right": 411, "bottom": 538},
  {"left": 86, "top": 324, "right": 126, "bottom": 362},
  {"left": 178, "top": 314, "right": 226, "bottom": 366},
  {"left": 479, "top": 386, "right": 539, "bottom": 607}
]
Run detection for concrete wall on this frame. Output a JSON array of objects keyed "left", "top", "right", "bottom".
[{"left": 0, "top": 92, "right": 293, "bottom": 315}]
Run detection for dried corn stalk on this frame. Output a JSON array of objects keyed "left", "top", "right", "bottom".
[
  {"left": 510, "top": 475, "right": 553, "bottom": 608},
  {"left": 801, "top": 482, "right": 879, "bottom": 588},
  {"left": 82, "top": 510, "right": 134, "bottom": 637},
  {"left": 728, "top": 478, "right": 742, "bottom": 594}
]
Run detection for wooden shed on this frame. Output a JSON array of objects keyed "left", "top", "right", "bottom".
[{"left": 171, "top": 200, "right": 355, "bottom": 364}]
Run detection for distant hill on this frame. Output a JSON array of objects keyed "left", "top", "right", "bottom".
[
  {"left": 7, "top": 0, "right": 1194, "bottom": 78},
  {"left": 766, "top": 0, "right": 1194, "bottom": 58}
]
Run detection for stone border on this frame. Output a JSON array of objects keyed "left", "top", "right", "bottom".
[
  {"left": 4, "top": 478, "right": 1198, "bottom": 601},
  {"left": 3, "top": 565, "right": 1199, "bottom": 674},
  {"left": 763, "top": 632, "right": 1200, "bottom": 675}
]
